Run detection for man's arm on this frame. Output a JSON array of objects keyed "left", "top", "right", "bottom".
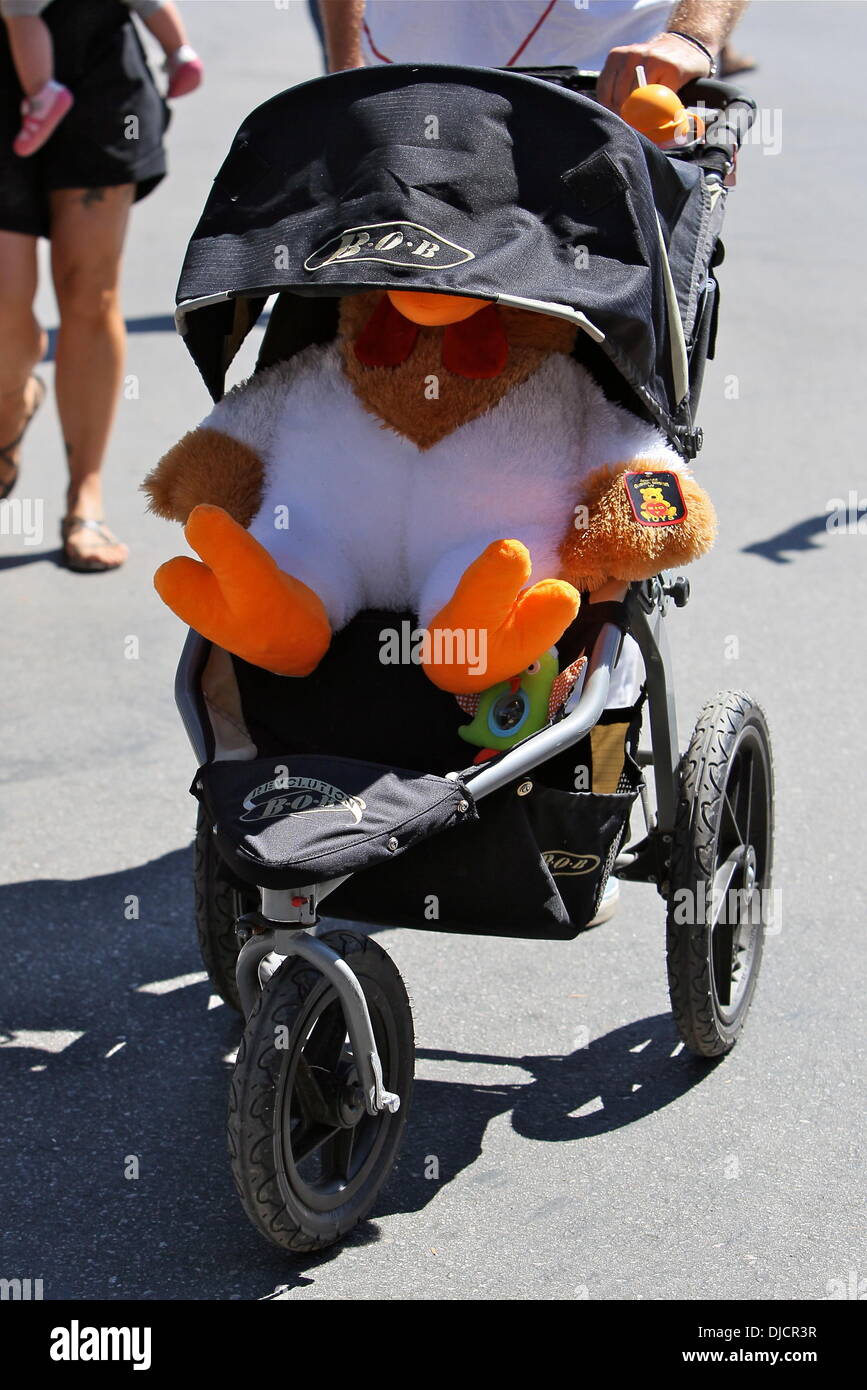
[
  {"left": 597, "top": 1, "right": 749, "bottom": 112},
  {"left": 318, "top": 0, "right": 365, "bottom": 72}
]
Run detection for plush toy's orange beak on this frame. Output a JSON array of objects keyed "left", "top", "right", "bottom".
[{"left": 386, "top": 289, "right": 492, "bottom": 326}]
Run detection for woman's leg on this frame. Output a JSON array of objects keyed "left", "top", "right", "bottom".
[
  {"left": 0, "top": 228, "right": 45, "bottom": 492},
  {"left": 49, "top": 184, "right": 134, "bottom": 567}
]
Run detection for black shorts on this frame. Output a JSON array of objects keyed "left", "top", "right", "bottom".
[{"left": 0, "top": 0, "right": 169, "bottom": 238}]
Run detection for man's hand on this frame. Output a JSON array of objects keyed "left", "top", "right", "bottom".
[{"left": 597, "top": 31, "right": 712, "bottom": 113}]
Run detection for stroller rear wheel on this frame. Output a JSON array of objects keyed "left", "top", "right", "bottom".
[
  {"left": 666, "top": 691, "right": 773, "bottom": 1057},
  {"left": 228, "top": 929, "right": 414, "bottom": 1253},
  {"left": 194, "top": 805, "right": 257, "bottom": 1013}
]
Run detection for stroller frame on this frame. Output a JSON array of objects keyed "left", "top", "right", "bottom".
[
  {"left": 165, "top": 65, "right": 773, "bottom": 1250},
  {"left": 176, "top": 573, "right": 681, "bottom": 1117}
]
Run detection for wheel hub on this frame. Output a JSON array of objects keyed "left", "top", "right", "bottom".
[
  {"left": 743, "top": 844, "right": 757, "bottom": 896},
  {"left": 337, "top": 1083, "right": 366, "bottom": 1128},
  {"left": 308, "top": 1064, "right": 366, "bottom": 1129}
]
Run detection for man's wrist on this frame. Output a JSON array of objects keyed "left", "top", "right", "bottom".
[
  {"left": 666, "top": 0, "right": 748, "bottom": 54},
  {"left": 666, "top": 29, "right": 718, "bottom": 76}
]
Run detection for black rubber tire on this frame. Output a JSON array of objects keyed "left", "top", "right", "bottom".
[
  {"left": 193, "top": 805, "right": 256, "bottom": 1014},
  {"left": 666, "top": 691, "right": 774, "bottom": 1058},
  {"left": 227, "top": 929, "right": 414, "bottom": 1253}
]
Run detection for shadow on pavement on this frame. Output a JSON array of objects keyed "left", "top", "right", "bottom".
[
  {"left": 42, "top": 311, "right": 271, "bottom": 362},
  {"left": 44, "top": 316, "right": 178, "bottom": 362},
  {"left": 378, "top": 1018, "right": 713, "bottom": 1220},
  {"left": 741, "top": 513, "right": 832, "bottom": 564},
  {"left": 0, "top": 849, "right": 713, "bottom": 1300},
  {"left": 0, "top": 547, "right": 63, "bottom": 571}
]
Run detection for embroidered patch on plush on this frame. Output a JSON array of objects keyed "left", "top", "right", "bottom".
[{"left": 624, "top": 471, "right": 687, "bottom": 526}]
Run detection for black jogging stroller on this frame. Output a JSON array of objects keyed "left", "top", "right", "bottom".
[{"left": 168, "top": 65, "right": 773, "bottom": 1253}]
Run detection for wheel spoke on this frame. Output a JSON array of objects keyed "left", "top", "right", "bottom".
[
  {"left": 720, "top": 781, "right": 742, "bottom": 855},
  {"left": 742, "top": 749, "right": 755, "bottom": 850},
  {"left": 294, "top": 1057, "right": 332, "bottom": 1126},
  {"left": 292, "top": 1119, "right": 341, "bottom": 1164},
  {"left": 303, "top": 998, "right": 349, "bottom": 1073},
  {"left": 328, "top": 1126, "right": 358, "bottom": 1184},
  {"left": 712, "top": 919, "right": 735, "bottom": 1007},
  {"left": 710, "top": 850, "right": 743, "bottom": 927}
]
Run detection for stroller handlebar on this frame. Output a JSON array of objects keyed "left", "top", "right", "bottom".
[
  {"left": 513, "top": 66, "right": 757, "bottom": 176},
  {"left": 459, "top": 621, "right": 623, "bottom": 801}
]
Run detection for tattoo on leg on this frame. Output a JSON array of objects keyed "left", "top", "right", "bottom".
[{"left": 80, "top": 188, "right": 107, "bottom": 208}]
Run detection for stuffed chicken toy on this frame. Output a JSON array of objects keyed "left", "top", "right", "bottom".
[{"left": 144, "top": 288, "right": 715, "bottom": 696}]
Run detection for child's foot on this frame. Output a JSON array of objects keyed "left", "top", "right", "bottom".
[
  {"left": 13, "top": 81, "right": 74, "bottom": 157},
  {"left": 165, "top": 45, "right": 203, "bottom": 99}
]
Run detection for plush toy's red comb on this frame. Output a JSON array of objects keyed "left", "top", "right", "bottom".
[
  {"left": 354, "top": 295, "right": 509, "bottom": 378},
  {"left": 442, "top": 304, "right": 509, "bottom": 379},
  {"left": 354, "top": 294, "right": 419, "bottom": 367}
]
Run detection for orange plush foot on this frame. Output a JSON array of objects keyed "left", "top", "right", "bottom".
[
  {"left": 154, "top": 504, "right": 331, "bottom": 676},
  {"left": 422, "top": 540, "right": 580, "bottom": 694}
]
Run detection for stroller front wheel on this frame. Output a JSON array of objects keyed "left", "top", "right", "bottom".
[
  {"left": 228, "top": 929, "right": 414, "bottom": 1253},
  {"left": 666, "top": 691, "right": 774, "bottom": 1057}
]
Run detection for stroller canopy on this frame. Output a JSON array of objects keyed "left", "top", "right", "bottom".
[{"left": 176, "top": 64, "right": 713, "bottom": 449}]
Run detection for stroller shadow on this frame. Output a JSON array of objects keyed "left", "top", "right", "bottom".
[
  {"left": 741, "top": 513, "right": 832, "bottom": 564},
  {"left": 378, "top": 1017, "right": 714, "bottom": 1217},
  {"left": 0, "top": 848, "right": 714, "bottom": 1299}
]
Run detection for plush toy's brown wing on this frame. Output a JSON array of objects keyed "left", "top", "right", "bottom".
[
  {"left": 142, "top": 427, "right": 265, "bottom": 527},
  {"left": 560, "top": 460, "right": 717, "bottom": 592}
]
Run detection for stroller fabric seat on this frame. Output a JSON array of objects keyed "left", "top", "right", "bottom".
[{"left": 194, "top": 753, "right": 477, "bottom": 889}]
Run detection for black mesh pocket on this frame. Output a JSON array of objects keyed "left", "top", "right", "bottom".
[
  {"left": 523, "top": 784, "right": 639, "bottom": 930},
  {"left": 326, "top": 700, "right": 644, "bottom": 940}
]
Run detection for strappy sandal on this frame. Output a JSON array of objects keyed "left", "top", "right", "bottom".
[
  {"left": 0, "top": 374, "right": 45, "bottom": 501},
  {"left": 60, "top": 515, "right": 128, "bottom": 572}
]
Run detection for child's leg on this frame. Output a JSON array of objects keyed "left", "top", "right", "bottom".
[
  {"left": 5, "top": 13, "right": 74, "bottom": 157},
  {"left": 4, "top": 14, "right": 54, "bottom": 95},
  {"left": 136, "top": 2, "right": 203, "bottom": 98},
  {"left": 137, "top": 1, "right": 187, "bottom": 57}
]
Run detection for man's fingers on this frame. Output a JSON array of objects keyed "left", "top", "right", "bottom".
[
  {"left": 613, "top": 55, "right": 641, "bottom": 115},
  {"left": 596, "top": 51, "right": 620, "bottom": 110},
  {"left": 599, "top": 36, "right": 708, "bottom": 114},
  {"left": 598, "top": 46, "right": 640, "bottom": 112}
]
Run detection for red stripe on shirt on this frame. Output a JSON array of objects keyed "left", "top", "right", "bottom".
[{"left": 505, "top": 0, "right": 559, "bottom": 67}]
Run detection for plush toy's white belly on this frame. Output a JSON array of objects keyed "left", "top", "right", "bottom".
[{"left": 209, "top": 340, "right": 671, "bottom": 628}]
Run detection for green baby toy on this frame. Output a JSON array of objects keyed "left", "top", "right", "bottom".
[{"left": 456, "top": 651, "right": 586, "bottom": 763}]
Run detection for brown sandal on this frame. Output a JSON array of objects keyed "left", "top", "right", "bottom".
[
  {"left": 0, "top": 374, "right": 45, "bottom": 501},
  {"left": 60, "top": 515, "right": 128, "bottom": 572}
]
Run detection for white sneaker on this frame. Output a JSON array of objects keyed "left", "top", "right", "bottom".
[{"left": 588, "top": 876, "right": 619, "bottom": 927}]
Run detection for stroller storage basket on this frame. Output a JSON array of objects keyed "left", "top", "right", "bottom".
[
  {"left": 193, "top": 754, "right": 478, "bottom": 890},
  {"left": 188, "top": 607, "right": 640, "bottom": 939},
  {"left": 325, "top": 729, "right": 642, "bottom": 940},
  {"left": 193, "top": 709, "right": 642, "bottom": 944}
]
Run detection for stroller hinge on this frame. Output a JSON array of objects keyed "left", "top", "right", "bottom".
[{"left": 615, "top": 830, "right": 672, "bottom": 897}]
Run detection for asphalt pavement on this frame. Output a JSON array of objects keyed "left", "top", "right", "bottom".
[{"left": 1, "top": 1, "right": 864, "bottom": 1302}]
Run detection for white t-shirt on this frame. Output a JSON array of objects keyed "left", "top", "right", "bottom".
[{"left": 361, "top": 0, "right": 675, "bottom": 72}]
